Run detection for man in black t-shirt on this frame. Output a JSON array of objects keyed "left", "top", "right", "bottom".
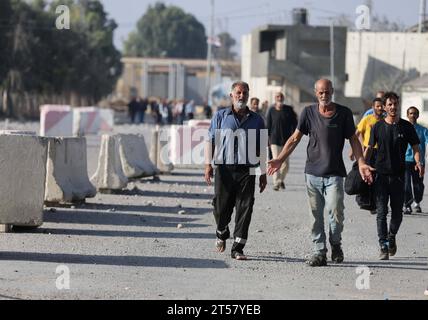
[
  {"left": 367, "top": 92, "right": 423, "bottom": 260},
  {"left": 268, "top": 79, "right": 374, "bottom": 267},
  {"left": 266, "top": 92, "right": 297, "bottom": 191}
]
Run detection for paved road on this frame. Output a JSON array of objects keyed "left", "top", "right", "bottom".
[{"left": 0, "top": 124, "right": 427, "bottom": 300}]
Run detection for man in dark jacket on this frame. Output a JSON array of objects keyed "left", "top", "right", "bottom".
[{"left": 266, "top": 92, "right": 297, "bottom": 190}]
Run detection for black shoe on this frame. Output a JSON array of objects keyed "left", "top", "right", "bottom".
[
  {"left": 280, "top": 182, "right": 286, "bottom": 190},
  {"left": 370, "top": 210, "right": 377, "bottom": 215},
  {"left": 414, "top": 204, "right": 422, "bottom": 213},
  {"left": 306, "top": 254, "right": 327, "bottom": 267},
  {"left": 388, "top": 234, "right": 397, "bottom": 257},
  {"left": 379, "top": 244, "right": 389, "bottom": 260},
  {"left": 404, "top": 206, "right": 412, "bottom": 215},
  {"left": 331, "top": 245, "right": 344, "bottom": 263},
  {"left": 273, "top": 185, "right": 280, "bottom": 191}
]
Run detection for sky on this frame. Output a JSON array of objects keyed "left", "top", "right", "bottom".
[{"left": 100, "top": 0, "right": 423, "bottom": 54}]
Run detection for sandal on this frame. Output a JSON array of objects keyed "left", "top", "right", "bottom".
[
  {"left": 215, "top": 239, "right": 226, "bottom": 253},
  {"left": 231, "top": 251, "right": 247, "bottom": 260}
]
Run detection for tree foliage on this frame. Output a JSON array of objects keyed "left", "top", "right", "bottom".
[
  {"left": 212, "top": 32, "right": 237, "bottom": 61},
  {"left": 0, "top": 0, "right": 122, "bottom": 118},
  {"left": 124, "top": 2, "right": 207, "bottom": 59}
]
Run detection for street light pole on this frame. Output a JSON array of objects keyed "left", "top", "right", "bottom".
[
  {"left": 330, "top": 19, "right": 335, "bottom": 99},
  {"left": 206, "top": 0, "right": 214, "bottom": 103}
]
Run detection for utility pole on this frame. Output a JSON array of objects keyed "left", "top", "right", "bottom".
[
  {"left": 206, "top": 0, "right": 214, "bottom": 103},
  {"left": 419, "top": 0, "right": 426, "bottom": 33},
  {"left": 330, "top": 19, "right": 335, "bottom": 97}
]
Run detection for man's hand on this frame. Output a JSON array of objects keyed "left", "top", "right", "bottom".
[
  {"left": 359, "top": 162, "right": 375, "bottom": 185},
  {"left": 267, "top": 159, "right": 282, "bottom": 175},
  {"left": 259, "top": 174, "right": 267, "bottom": 193},
  {"left": 415, "top": 162, "right": 425, "bottom": 178},
  {"left": 205, "top": 165, "right": 213, "bottom": 186}
]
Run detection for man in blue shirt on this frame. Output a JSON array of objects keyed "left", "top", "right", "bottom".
[
  {"left": 404, "top": 106, "right": 428, "bottom": 214},
  {"left": 205, "top": 81, "right": 267, "bottom": 260}
]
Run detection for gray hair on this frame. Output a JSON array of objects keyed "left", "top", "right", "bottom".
[{"left": 231, "top": 81, "right": 250, "bottom": 92}]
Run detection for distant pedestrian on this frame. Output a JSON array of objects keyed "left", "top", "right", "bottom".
[
  {"left": 137, "top": 97, "right": 148, "bottom": 124},
  {"left": 185, "top": 100, "right": 195, "bottom": 120},
  {"left": 266, "top": 92, "right": 297, "bottom": 191},
  {"left": 404, "top": 106, "right": 428, "bottom": 214},
  {"left": 127, "top": 97, "right": 139, "bottom": 123},
  {"left": 268, "top": 79, "right": 374, "bottom": 267},
  {"left": 365, "top": 92, "right": 423, "bottom": 260},
  {"left": 362, "top": 91, "right": 385, "bottom": 118}
]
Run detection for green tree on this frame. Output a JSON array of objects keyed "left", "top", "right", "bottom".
[
  {"left": 212, "top": 32, "right": 237, "bottom": 61},
  {"left": 1, "top": 0, "right": 122, "bottom": 117},
  {"left": 124, "top": 2, "right": 207, "bottom": 58},
  {"left": 0, "top": 0, "right": 13, "bottom": 83}
]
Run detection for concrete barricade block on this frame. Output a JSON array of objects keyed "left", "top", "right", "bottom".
[
  {"left": 117, "top": 134, "right": 160, "bottom": 178},
  {"left": 150, "top": 128, "right": 174, "bottom": 174},
  {"left": 0, "top": 135, "right": 48, "bottom": 226},
  {"left": 99, "top": 109, "right": 114, "bottom": 132},
  {"left": 40, "top": 105, "right": 73, "bottom": 137},
  {"left": 45, "top": 137, "right": 96, "bottom": 204},
  {"left": 91, "top": 135, "right": 128, "bottom": 191},
  {"left": 73, "top": 107, "right": 99, "bottom": 136},
  {"left": 73, "top": 107, "right": 115, "bottom": 136},
  {"left": 169, "top": 124, "right": 209, "bottom": 169}
]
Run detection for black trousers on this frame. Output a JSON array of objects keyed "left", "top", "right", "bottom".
[
  {"left": 375, "top": 174, "right": 404, "bottom": 245},
  {"left": 404, "top": 161, "right": 424, "bottom": 207},
  {"left": 213, "top": 165, "right": 256, "bottom": 254}
]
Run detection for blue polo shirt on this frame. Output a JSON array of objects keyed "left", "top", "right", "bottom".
[
  {"left": 208, "top": 107, "right": 266, "bottom": 166},
  {"left": 405, "top": 123, "right": 428, "bottom": 164}
]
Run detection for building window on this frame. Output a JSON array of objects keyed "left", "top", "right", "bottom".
[{"left": 424, "top": 100, "right": 428, "bottom": 112}]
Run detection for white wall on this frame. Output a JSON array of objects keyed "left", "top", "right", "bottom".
[{"left": 345, "top": 32, "right": 428, "bottom": 98}]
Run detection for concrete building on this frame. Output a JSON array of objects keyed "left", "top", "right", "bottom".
[
  {"left": 345, "top": 32, "right": 428, "bottom": 99},
  {"left": 113, "top": 57, "right": 240, "bottom": 105},
  {"left": 401, "top": 74, "right": 428, "bottom": 126},
  {"left": 241, "top": 12, "right": 361, "bottom": 113}
]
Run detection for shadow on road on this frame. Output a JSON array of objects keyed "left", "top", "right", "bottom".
[
  {"left": 16, "top": 227, "right": 216, "bottom": 240},
  {"left": 43, "top": 210, "right": 210, "bottom": 228},
  {"left": 0, "top": 252, "right": 228, "bottom": 268},
  {"left": 80, "top": 203, "right": 210, "bottom": 215},
  {"left": 138, "top": 190, "right": 213, "bottom": 200}
]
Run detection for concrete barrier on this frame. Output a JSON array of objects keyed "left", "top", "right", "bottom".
[
  {"left": 91, "top": 135, "right": 128, "bottom": 191},
  {"left": 44, "top": 137, "right": 96, "bottom": 204},
  {"left": 168, "top": 124, "right": 209, "bottom": 169},
  {"left": 40, "top": 105, "right": 73, "bottom": 137},
  {"left": 73, "top": 107, "right": 115, "bottom": 136},
  {"left": 150, "top": 128, "right": 174, "bottom": 174},
  {"left": 117, "top": 134, "right": 159, "bottom": 179},
  {"left": 99, "top": 109, "right": 114, "bottom": 132},
  {"left": 0, "top": 135, "right": 48, "bottom": 227}
]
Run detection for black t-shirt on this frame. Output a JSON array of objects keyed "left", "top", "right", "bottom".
[
  {"left": 369, "top": 119, "right": 420, "bottom": 175},
  {"left": 297, "top": 104, "right": 355, "bottom": 177},
  {"left": 266, "top": 104, "right": 297, "bottom": 146}
]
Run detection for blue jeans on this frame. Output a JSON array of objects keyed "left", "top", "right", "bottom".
[{"left": 305, "top": 174, "right": 345, "bottom": 255}]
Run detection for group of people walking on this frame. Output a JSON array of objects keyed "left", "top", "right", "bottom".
[
  {"left": 128, "top": 97, "right": 205, "bottom": 125},
  {"left": 205, "top": 79, "right": 427, "bottom": 269}
]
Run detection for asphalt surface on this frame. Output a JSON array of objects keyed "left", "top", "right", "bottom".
[{"left": 0, "top": 120, "right": 427, "bottom": 300}]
